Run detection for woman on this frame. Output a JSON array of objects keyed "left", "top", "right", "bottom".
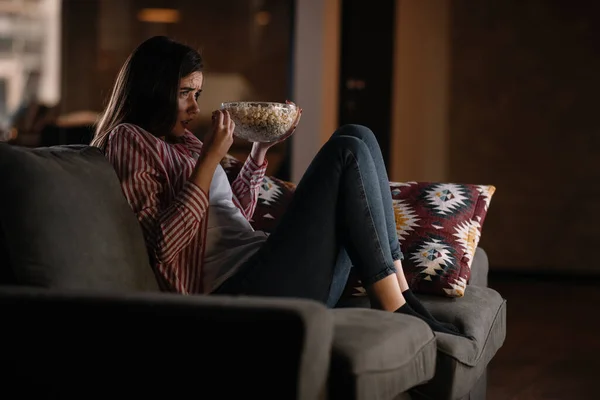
[{"left": 92, "top": 36, "right": 465, "bottom": 337}]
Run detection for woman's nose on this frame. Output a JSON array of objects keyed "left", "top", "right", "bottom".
[{"left": 188, "top": 100, "right": 200, "bottom": 115}]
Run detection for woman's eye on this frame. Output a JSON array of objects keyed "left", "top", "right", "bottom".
[
  {"left": 179, "top": 91, "right": 189, "bottom": 98},
  {"left": 195, "top": 92, "right": 201, "bottom": 100}
]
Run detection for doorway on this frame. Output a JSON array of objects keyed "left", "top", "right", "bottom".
[{"left": 338, "top": 0, "right": 396, "bottom": 169}]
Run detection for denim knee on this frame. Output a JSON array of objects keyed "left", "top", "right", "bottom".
[
  {"left": 324, "top": 134, "right": 371, "bottom": 163},
  {"left": 332, "top": 124, "right": 375, "bottom": 141}
]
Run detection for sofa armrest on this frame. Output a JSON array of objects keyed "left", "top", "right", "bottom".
[
  {"left": 469, "top": 247, "right": 489, "bottom": 288},
  {"left": 0, "top": 285, "right": 333, "bottom": 400}
]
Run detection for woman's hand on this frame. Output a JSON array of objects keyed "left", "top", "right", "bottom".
[
  {"left": 251, "top": 102, "right": 302, "bottom": 163},
  {"left": 191, "top": 110, "right": 234, "bottom": 193},
  {"left": 202, "top": 110, "right": 235, "bottom": 164}
]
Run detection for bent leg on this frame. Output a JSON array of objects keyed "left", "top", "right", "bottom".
[
  {"left": 216, "top": 135, "right": 401, "bottom": 308},
  {"left": 330, "top": 125, "right": 465, "bottom": 335},
  {"left": 331, "top": 124, "right": 404, "bottom": 263},
  {"left": 332, "top": 125, "right": 417, "bottom": 291}
]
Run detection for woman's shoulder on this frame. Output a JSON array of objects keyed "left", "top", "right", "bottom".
[
  {"left": 107, "top": 123, "right": 165, "bottom": 151},
  {"left": 105, "top": 123, "right": 165, "bottom": 162},
  {"left": 109, "top": 123, "right": 154, "bottom": 141}
]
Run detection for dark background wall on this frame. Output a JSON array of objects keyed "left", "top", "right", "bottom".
[
  {"left": 449, "top": 0, "right": 600, "bottom": 274},
  {"left": 61, "top": 0, "right": 293, "bottom": 114},
  {"left": 59, "top": 0, "right": 600, "bottom": 275},
  {"left": 60, "top": 0, "right": 294, "bottom": 178}
]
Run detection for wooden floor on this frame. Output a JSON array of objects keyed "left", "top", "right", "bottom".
[{"left": 486, "top": 273, "right": 600, "bottom": 400}]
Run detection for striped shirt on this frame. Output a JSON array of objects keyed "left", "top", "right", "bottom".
[{"left": 104, "top": 123, "right": 267, "bottom": 294}]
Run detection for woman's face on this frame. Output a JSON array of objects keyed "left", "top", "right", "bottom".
[{"left": 172, "top": 71, "right": 204, "bottom": 136}]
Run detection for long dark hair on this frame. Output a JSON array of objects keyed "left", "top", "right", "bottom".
[{"left": 91, "top": 36, "right": 204, "bottom": 149}]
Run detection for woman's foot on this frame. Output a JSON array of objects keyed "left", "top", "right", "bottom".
[
  {"left": 440, "top": 321, "right": 461, "bottom": 333},
  {"left": 395, "top": 303, "right": 469, "bottom": 338},
  {"left": 402, "top": 289, "right": 462, "bottom": 333}
]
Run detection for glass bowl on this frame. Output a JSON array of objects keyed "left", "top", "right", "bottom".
[{"left": 220, "top": 101, "right": 299, "bottom": 143}]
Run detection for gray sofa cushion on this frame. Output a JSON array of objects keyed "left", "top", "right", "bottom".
[
  {"left": 1, "top": 286, "right": 333, "bottom": 400},
  {"left": 0, "top": 144, "right": 159, "bottom": 292},
  {"left": 329, "top": 308, "right": 436, "bottom": 400},
  {"left": 412, "top": 286, "right": 507, "bottom": 399}
]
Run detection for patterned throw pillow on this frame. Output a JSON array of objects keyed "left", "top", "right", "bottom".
[
  {"left": 344, "top": 182, "right": 495, "bottom": 298},
  {"left": 250, "top": 176, "right": 295, "bottom": 233},
  {"left": 221, "top": 155, "right": 295, "bottom": 233},
  {"left": 221, "top": 155, "right": 495, "bottom": 298}
]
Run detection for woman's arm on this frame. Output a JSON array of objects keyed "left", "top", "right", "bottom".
[
  {"left": 231, "top": 146, "right": 268, "bottom": 220},
  {"left": 106, "top": 125, "right": 209, "bottom": 268},
  {"left": 232, "top": 106, "right": 301, "bottom": 219}
]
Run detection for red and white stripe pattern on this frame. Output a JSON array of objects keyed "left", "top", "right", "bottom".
[{"left": 104, "top": 123, "right": 267, "bottom": 294}]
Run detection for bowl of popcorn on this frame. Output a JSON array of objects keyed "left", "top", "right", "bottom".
[{"left": 220, "top": 101, "right": 299, "bottom": 143}]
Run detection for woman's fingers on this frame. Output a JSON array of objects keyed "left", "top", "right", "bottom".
[
  {"left": 222, "top": 110, "right": 231, "bottom": 130},
  {"left": 288, "top": 108, "right": 302, "bottom": 134},
  {"left": 227, "top": 113, "right": 235, "bottom": 134},
  {"left": 294, "top": 108, "right": 303, "bottom": 125},
  {"left": 217, "top": 110, "right": 225, "bottom": 128}
]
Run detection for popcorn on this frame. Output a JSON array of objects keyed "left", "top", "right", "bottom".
[{"left": 220, "top": 102, "right": 298, "bottom": 143}]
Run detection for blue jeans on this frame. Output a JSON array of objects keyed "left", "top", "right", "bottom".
[{"left": 215, "top": 124, "right": 404, "bottom": 307}]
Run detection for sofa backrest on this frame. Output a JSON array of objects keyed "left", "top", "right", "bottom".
[{"left": 0, "top": 143, "right": 159, "bottom": 292}]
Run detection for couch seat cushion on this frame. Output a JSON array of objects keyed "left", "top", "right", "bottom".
[
  {"left": 0, "top": 144, "right": 159, "bottom": 292},
  {"left": 412, "top": 286, "right": 507, "bottom": 399},
  {"left": 328, "top": 308, "right": 436, "bottom": 400}
]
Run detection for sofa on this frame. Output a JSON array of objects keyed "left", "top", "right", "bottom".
[{"left": 0, "top": 142, "right": 506, "bottom": 399}]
